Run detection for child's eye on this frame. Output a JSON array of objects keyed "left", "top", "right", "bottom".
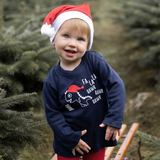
[
  {"left": 64, "top": 34, "right": 69, "bottom": 38},
  {"left": 78, "top": 38, "right": 83, "bottom": 41}
]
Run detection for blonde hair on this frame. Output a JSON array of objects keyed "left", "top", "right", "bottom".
[{"left": 62, "top": 19, "right": 90, "bottom": 47}]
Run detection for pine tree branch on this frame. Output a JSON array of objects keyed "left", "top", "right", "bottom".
[
  {"left": 27, "top": 120, "right": 48, "bottom": 129},
  {"left": 125, "top": 28, "right": 151, "bottom": 39},
  {"left": 0, "top": 40, "right": 22, "bottom": 50},
  {"left": 0, "top": 63, "right": 7, "bottom": 73},
  {"left": 11, "top": 19, "right": 35, "bottom": 37},
  {"left": 20, "top": 29, "right": 40, "bottom": 42},
  {"left": 0, "top": 92, "right": 37, "bottom": 108},
  {"left": 37, "top": 46, "right": 55, "bottom": 56},
  {"left": 136, "top": 131, "right": 160, "bottom": 150},
  {"left": 143, "top": 30, "right": 160, "bottom": 42},
  {"left": 0, "top": 77, "right": 24, "bottom": 94},
  {"left": 126, "top": 1, "right": 160, "bottom": 15},
  {"left": 0, "top": 88, "right": 6, "bottom": 99}
]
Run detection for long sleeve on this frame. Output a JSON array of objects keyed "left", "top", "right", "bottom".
[
  {"left": 43, "top": 81, "right": 81, "bottom": 151},
  {"left": 88, "top": 51, "right": 126, "bottom": 129},
  {"left": 101, "top": 67, "right": 125, "bottom": 128}
]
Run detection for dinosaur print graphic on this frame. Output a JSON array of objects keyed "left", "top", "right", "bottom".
[{"left": 65, "top": 85, "right": 92, "bottom": 107}]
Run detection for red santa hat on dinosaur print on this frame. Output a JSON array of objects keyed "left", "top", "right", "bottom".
[
  {"left": 41, "top": 4, "right": 94, "bottom": 50},
  {"left": 67, "top": 85, "right": 84, "bottom": 93}
]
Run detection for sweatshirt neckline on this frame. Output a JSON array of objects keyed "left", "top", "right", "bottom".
[{"left": 57, "top": 55, "right": 86, "bottom": 76}]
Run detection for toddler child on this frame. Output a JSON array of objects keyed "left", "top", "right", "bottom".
[{"left": 41, "top": 4, "right": 125, "bottom": 160}]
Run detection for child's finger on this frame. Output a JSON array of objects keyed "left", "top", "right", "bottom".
[
  {"left": 72, "top": 148, "right": 76, "bottom": 156},
  {"left": 72, "top": 139, "right": 91, "bottom": 156},
  {"left": 80, "top": 139, "right": 91, "bottom": 151},
  {"left": 105, "top": 129, "right": 112, "bottom": 140},
  {"left": 118, "top": 129, "right": 121, "bottom": 136},
  {"left": 81, "top": 129, "right": 87, "bottom": 136},
  {"left": 76, "top": 148, "right": 84, "bottom": 155},
  {"left": 112, "top": 131, "right": 117, "bottom": 140},
  {"left": 99, "top": 123, "right": 106, "bottom": 127}
]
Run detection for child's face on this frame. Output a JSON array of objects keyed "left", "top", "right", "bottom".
[{"left": 52, "top": 21, "right": 88, "bottom": 69}]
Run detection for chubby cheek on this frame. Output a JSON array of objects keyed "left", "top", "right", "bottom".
[
  {"left": 81, "top": 45, "right": 88, "bottom": 53},
  {"left": 78, "top": 42, "right": 88, "bottom": 51},
  {"left": 54, "top": 42, "right": 63, "bottom": 51}
]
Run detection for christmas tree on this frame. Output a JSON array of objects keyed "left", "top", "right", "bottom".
[
  {"left": 0, "top": 78, "right": 47, "bottom": 160},
  {"left": 109, "top": 0, "right": 160, "bottom": 92}
]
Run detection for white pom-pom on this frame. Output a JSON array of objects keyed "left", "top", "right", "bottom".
[{"left": 41, "top": 23, "right": 55, "bottom": 37}]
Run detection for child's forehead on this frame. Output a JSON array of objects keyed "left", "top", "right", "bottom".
[
  {"left": 59, "top": 24, "right": 70, "bottom": 32},
  {"left": 59, "top": 22, "right": 71, "bottom": 31},
  {"left": 60, "top": 20, "right": 71, "bottom": 27},
  {"left": 62, "top": 19, "right": 88, "bottom": 27},
  {"left": 58, "top": 19, "right": 90, "bottom": 40},
  {"left": 59, "top": 24, "right": 86, "bottom": 36},
  {"left": 59, "top": 20, "right": 77, "bottom": 30}
]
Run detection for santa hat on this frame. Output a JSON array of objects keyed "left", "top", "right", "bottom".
[
  {"left": 67, "top": 85, "right": 84, "bottom": 93},
  {"left": 41, "top": 4, "right": 94, "bottom": 50}
]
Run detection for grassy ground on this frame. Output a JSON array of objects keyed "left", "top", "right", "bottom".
[{"left": 19, "top": 0, "right": 160, "bottom": 159}]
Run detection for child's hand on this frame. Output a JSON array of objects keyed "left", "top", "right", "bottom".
[
  {"left": 72, "top": 130, "right": 91, "bottom": 156},
  {"left": 99, "top": 123, "right": 120, "bottom": 141}
]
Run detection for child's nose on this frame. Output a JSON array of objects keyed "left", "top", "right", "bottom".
[{"left": 68, "top": 39, "right": 76, "bottom": 47}]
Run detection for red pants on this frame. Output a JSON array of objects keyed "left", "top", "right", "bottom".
[{"left": 57, "top": 148, "right": 105, "bottom": 160}]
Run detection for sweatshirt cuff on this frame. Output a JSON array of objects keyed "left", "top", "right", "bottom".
[{"left": 102, "top": 118, "right": 122, "bottom": 129}]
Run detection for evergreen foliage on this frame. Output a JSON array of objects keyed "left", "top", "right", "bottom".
[
  {"left": 0, "top": 0, "right": 84, "bottom": 110},
  {"left": 0, "top": 18, "right": 59, "bottom": 109},
  {"left": 109, "top": 0, "right": 160, "bottom": 92},
  {"left": 135, "top": 130, "right": 160, "bottom": 159},
  {"left": 3, "top": 0, "right": 83, "bottom": 27},
  {"left": 0, "top": 18, "right": 58, "bottom": 93},
  {"left": 0, "top": 78, "right": 47, "bottom": 160}
]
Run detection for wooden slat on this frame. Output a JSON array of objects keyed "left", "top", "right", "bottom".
[
  {"left": 105, "top": 124, "right": 127, "bottom": 160},
  {"left": 114, "top": 123, "right": 139, "bottom": 160}
]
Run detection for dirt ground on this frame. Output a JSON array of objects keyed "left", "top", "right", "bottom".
[{"left": 18, "top": 0, "right": 160, "bottom": 159}]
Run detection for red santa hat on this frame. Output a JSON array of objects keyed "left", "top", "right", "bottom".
[
  {"left": 41, "top": 4, "right": 94, "bottom": 50},
  {"left": 67, "top": 85, "right": 84, "bottom": 93}
]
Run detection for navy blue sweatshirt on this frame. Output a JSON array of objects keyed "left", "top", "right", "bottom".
[{"left": 43, "top": 50, "right": 125, "bottom": 157}]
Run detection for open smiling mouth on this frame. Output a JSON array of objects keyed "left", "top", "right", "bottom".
[{"left": 65, "top": 50, "right": 76, "bottom": 54}]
